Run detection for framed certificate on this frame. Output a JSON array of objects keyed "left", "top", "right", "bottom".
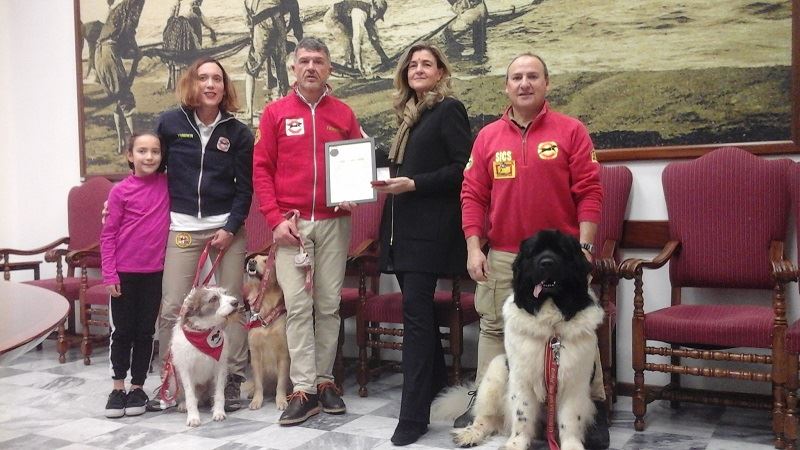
[{"left": 325, "top": 138, "right": 378, "bottom": 207}]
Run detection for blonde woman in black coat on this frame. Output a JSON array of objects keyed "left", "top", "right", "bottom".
[{"left": 373, "top": 42, "right": 471, "bottom": 446}]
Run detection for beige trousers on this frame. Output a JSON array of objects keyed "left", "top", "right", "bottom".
[
  {"left": 158, "top": 228, "right": 249, "bottom": 378},
  {"left": 475, "top": 249, "right": 606, "bottom": 400},
  {"left": 276, "top": 216, "right": 350, "bottom": 394}
]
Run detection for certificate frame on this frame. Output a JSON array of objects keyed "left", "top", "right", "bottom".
[{"left": 325, "top": 137, "right": 378, "bottom": 207}]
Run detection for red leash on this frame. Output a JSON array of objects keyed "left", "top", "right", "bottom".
[{"left": 544, "top": 335, "right": 562, "bottom": 450}]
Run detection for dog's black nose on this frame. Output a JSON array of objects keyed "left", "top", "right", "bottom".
[
  {"left": 538, "top": 257, "right": 555, "bottom": 269},
  {"left": 247, "top": 259, "right": 257, "bottom": 270}
]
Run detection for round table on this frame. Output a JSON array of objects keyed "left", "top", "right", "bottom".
[{"left": 0, "top": 281, "right": 69, "bottom": 364}]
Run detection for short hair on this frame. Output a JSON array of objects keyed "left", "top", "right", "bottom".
[
  {"left": 126, "top": 132, "right": 166, "bottom": 173},
  {"left": 505, "top": 53, "right": 549, "bottom": 81},
  {"left": 294, "top": 37, "right": 330, "bottom": 61},
  {"left": 177, "top": 57, "right": 240, "bottom": 112},
  {"left": 392, "top": 42, "right": 453, "bottom": 123}
]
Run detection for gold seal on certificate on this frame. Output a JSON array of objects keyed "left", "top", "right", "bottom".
[{"left": 325, "top": 137, "right": 378, "bottom": 206}]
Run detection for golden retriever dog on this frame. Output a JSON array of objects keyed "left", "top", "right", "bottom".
[
  {"left": 170, "top": 286, "right": 239, "bottom": 427},
  {"left": 244, "top": 254, "right": 291, "bottom": 411},
  {"left": 447, "top": 230, "right": 606, "bottom": 450}
]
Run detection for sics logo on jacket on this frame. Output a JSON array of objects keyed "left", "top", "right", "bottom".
[{"left": 285, "top": 118, "right": 305, "bottom": 136}]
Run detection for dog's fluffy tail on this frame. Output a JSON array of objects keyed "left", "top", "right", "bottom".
[{"left": 430, "top": 383, "right": 475, "bottom": 422}]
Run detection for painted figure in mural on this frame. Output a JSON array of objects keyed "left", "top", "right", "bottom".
[
  {"left": 323, "top": 0, "right": 390, "bottom": 76},
  {"left": 442, "top": 0, "right": 487, "bottom": 61},
  {"left": 244, "top": 0, "right": 303, "bottom": 125},
  {"left": 94, "top": 0, "right": 145, "bottom": 155},
  {"left": 163, "top": 0, "right": 218, "bottom": 91}
]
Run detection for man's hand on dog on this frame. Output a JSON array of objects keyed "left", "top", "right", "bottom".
[
  {"left": 106, "top": 284, "right": 122, "bottom": 297},
  {"left": 274, "top": 219, "right": 301, "bottom": 247}
]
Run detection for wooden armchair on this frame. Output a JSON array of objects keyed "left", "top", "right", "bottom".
[
  {"left": 338, "top": 194, "right": 386, "bottom": 390},
  {"left": 0, "top": 176, "right": 112, "bottom": 362},
  {"left": 781, "top": 162, "right": 800, "bottom": 450},
  {"left": 618, "top": 147, "right": 796, "bottom": 448},
  {"left": 354, "top": 273, "right": 478, "bottom": 397},
  {"left": 592, "top": 165, "right": 633, "bottom": 412}
]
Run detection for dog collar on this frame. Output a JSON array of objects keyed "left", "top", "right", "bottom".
[
  {"left": 247, "top": 305, "right": 287, "bottom": 330},
  {"left": 182, "top": 325, "right": 225, "bottom": 361}
]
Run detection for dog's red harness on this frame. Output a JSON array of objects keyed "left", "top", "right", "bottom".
[
  {"left": 246, "top": 305, "right": 287, "bottom": 330},
  {"left": 246, "top": 243, "right": 288, "bottom": 330},
  {"left": 545, "top": 335, "right": 562, "bottom": 450}
]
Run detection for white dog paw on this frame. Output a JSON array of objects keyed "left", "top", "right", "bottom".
[
  {"left": 452, "top": 428, "right": 482, "bottom": 447},
  {"left": 503, "top": 435, "right": 529, "bottom": 450},
  {"left": 212, "top": 410, "right": 227, "bottom": 422},
  {"left": 249, "top": 395, "right": 263, "bottom": 410},
  {"left": 186, "top": 415, "right": 201, "bottom": 427},
  {"left": 276, "top": 396, "right": 288, "bottom": 411},
  {"left": 560, "top": 437, "right": 585, "bottom": 450}
]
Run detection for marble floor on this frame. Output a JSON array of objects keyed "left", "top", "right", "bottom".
[{"left": 0, "top": 341, "right": 781, "bottom": 450}]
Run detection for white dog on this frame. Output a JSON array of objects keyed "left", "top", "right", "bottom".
[
  {"left": 448, "top": 230, "right": 606, "bottom": 450},
  {"left": 170, "top": 286, "right": 239, "bottom": 427}
]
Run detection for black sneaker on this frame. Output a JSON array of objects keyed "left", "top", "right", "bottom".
[
  {"left": 224, "top": 373, "right": 245, "bottom": 412},
  {"left": 125, "top": 388, "right": 148, "bottom": 416},
  {"left": 317, "top": 381, "right": 346, "bottom": 414},
  {"left": 145, "top": 385, "right": 177, "bottom": 412},
  {"left": 453, "top": 389, "right": 476, "bottom": 428},
  {"left": 105, "top": 389, "right": 126, "bottom": 418},
  {"left": 584, "top": 400, "right": 610, "bottom": 449},
  {"left": 278, "top": 391, "right": 321, "bottom": 425},
  {"left": 391, "top": 419, "right": 428, "bottom": 446}
]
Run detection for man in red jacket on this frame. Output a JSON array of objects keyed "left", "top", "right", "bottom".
[
  {"left": 252, "top": 37, "right": 362, "bottom": 426},
  {"left": 458, "top": 54, "right": 607, "bottom": 446}
]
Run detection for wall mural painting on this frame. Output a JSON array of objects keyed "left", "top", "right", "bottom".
[{"left": 76, "top": 0, "right": 794, "bottom": 177}]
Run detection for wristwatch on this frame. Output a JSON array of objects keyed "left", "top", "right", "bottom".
[{"left": 580, "top": 242, "right": 595, "bottom": 253}]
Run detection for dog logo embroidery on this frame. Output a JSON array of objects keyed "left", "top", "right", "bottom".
[
  {"left": 207, "top": 327, "right": 223, "bottom": 348},
  {"left": 285, "top": 118, "right": 304, "bottom": 136},
  {"left": 538, "top": 141, "right": 559, "bottom": 160},
  {"left": 493, "top": 150, "right": 516, "bottom": 179},
  {"left": 175, "top": 232, "right": 192, "bottom": 248},
  {"left": 217, "top": 136, "right": 230, "bottom": 152}
]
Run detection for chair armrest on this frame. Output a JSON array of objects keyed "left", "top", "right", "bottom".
[
  {"left": 619, "top": 240, "right": 680, "bottom": 279},
  {"left": 770, "top": 240, "right": 799, "bottom": 284},
  {"left": 0, "top": 237, "right": 70, "bottom": 260},
  {"left": 66, "top": 244, "right": 101, "bottom": 267},
  {"left": 348, "top": 238, "right": 378, "bottom": 261}
]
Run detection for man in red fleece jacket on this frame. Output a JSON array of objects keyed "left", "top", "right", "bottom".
[
  {"left": 458, "top": 54, "right": 607, "bottom": 439},
  {"left": 252, "top": 36, "right": 362, "bottom": 426}
]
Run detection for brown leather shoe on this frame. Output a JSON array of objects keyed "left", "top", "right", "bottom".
[
  {"left": 317, "top": 381, "right": 346, "bottom": 414},
  {"left": 278, "top": 391, "right": 320, "bottom": 425}
]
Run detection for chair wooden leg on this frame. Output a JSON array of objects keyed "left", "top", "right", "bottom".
[
  {"left": 57, "top": 320, "right": 67, "bottom": 363},
  {"left": 334, "top": 320, "right": 345, "bottom": 391},
  {"left": 669, "top": 350, "right": 681, "bottom": 409},
  {"left": 632, "top": 274, "right": 647, "bottom": 431},
  {"left": 81, "top": 303, "right": 91, "bottom": 365},
  {"left": 356, "top": 318, "right": 369, "bottom": 397},
  {"left": 785, "top": 354, "right": 798, "bottom": 450}
]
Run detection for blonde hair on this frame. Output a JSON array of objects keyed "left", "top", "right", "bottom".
[
  {"left": 391, "top": 43, "right": 453, "bottom": 124},
  {"left": 177, "top": 57, "right": 240, "bottom": 112}
]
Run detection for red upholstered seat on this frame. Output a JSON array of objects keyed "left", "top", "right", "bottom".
[
  {"left": 340, "top": 287, "right": 373, "bottom": 319},
  {"left": 619, "top": 147, "right": 796, "bottom": 447},
  {"left": 645, "top": 304, "right": 774, "bottom": 349},
  {"left": 84, "top": 284, "right": 111, "bottom": 307},
  {"left": 359, "top": 290, "right": 478, "bottom": 325}
]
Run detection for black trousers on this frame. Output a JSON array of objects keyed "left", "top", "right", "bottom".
[
  {"left": 396, "top": 271, "right": 447, "bottom": 424},
  {"left": 109, "top": 271, "right": 162, "bottom": 386}
]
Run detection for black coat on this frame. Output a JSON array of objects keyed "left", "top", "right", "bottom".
[{"left": 378, "top": 96, "right": 471, "bottom": 275}]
